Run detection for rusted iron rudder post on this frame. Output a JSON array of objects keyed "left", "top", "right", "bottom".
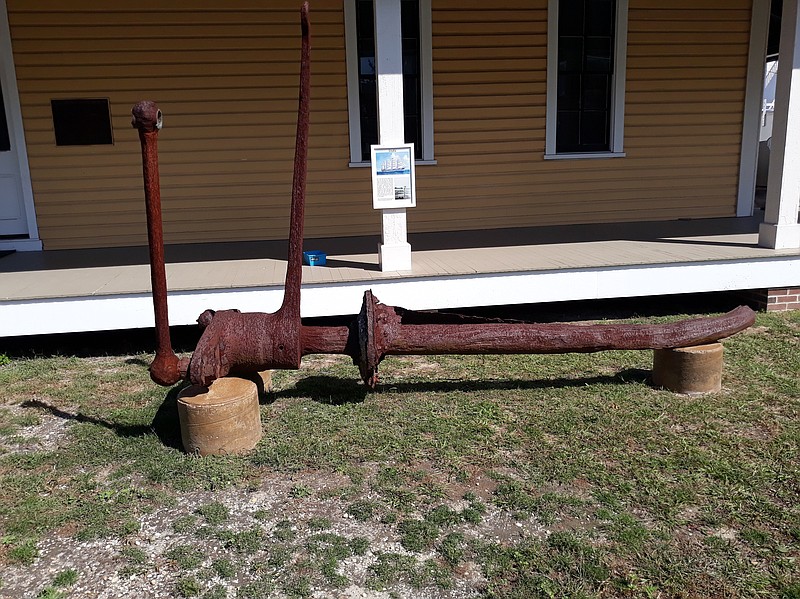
[{"left": 134, "top": 1, "right": 756, "bottom": 393}]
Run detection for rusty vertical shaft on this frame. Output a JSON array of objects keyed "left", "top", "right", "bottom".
[
  {"left": 183, "top": 3, "right": 312, "bottom": 387},
  {"left": 280, "top": 1, "right": 311, "bottom": 323},
  {"left": 132, "top": 101, "right": 183, "bottom": 385}
]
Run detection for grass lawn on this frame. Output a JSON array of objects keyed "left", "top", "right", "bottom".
[{"left": 0, "top": 310, "right": 798, "bottom": 598}]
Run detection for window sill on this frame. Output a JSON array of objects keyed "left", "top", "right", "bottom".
[
  {"left": 543, "top": 152, "right": 626, "bottom": 161},
  {"left": 348, "top": 159, "right": 438, "bottom": 168}
]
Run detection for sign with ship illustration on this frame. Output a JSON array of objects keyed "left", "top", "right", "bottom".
[{"left": 370, "top": 144, "right": 416, "bottom": 209}]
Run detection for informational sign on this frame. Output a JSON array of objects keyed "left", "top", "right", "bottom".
[{"left": 370, "top": 144, "right": 416, "bottom": 209}]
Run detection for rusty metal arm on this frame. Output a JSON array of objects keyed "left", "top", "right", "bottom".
[{"left": 132, "top": 101, "right": 188, "bottom": 385}]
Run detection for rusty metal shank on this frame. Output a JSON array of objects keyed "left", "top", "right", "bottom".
[
  {"left": 132, "top": 100, "right": 187, "bottom": 386},
  {"left": 352, "top": 291, "right": 756, "bottom": 388}
]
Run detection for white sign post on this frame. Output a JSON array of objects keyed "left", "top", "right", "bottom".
[{"left": 374, "top": 0, "right": 412, "bottom": 271}]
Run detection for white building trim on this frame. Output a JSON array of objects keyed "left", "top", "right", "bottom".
[
  {"left": 545, "top": 0, "right": 628, "bottom": 159},
  {"left": 738, "top": 0, "right": 771, "bottom": 217},
  {"left": 0, "top": 0, "right": 41, "bottom": 251},
  {"left": 3, "top": 255, "right": 799, "bottom": 337},
  {"left": 759, "top": 0, "right": 800, "bottom": 249}
]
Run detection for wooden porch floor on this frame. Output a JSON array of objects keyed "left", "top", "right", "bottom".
[{"left": 0, "top": 216, "right": 796, "bottom": 303}]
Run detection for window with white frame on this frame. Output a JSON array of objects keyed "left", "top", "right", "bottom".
[
  {"left": 344, "top": 0, "right": 434, "bottom": 164},
  {"left": 545, "top": 0, "right": 628, "bottom": 158}
]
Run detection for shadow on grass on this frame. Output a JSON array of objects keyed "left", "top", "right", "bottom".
[
  {"left": 21, "top": 384, "right": 187, "bottom": 450},
  {"left": 271, "top": 368, "right": 651, "bottom": 405},
  {"left": 19, "top": 368, "right": 651, "bottom": 445},
  {"left": 124, "top": 357, "right": 150, "bottom": 367}
]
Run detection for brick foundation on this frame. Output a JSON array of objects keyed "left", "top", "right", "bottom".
[{"left": 737, "top": 288, "right": 800, "bottom": 311}]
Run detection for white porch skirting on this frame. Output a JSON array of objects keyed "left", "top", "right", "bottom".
[{"left": 2, "top": 255, "right": 798, "bottom": 337}]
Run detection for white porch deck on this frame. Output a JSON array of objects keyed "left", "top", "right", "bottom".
[{"left": 1, "top": 216, "right": 799, "bottom": 337}]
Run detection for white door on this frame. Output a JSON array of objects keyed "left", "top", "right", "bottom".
[{"left": 0, "top": 77, "right": 27, "bottom": 236}]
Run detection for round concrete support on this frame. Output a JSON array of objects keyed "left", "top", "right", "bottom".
[
  {"left": 652, "top": 343, "right": 724, "bottom": 395},
  {"left": 178, "top": 376, "right": 263, "bottom": 456}
]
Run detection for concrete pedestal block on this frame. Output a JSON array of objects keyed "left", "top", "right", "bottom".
[
  {"left": 652, "top": 343, "right": 724, "bottom": 394},
  {"left": 178, "top": 376, "right": 263, "bottom": 456}
]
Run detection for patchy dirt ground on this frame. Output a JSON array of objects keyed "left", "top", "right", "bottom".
[{"left": 0, "top": 407, "right": 554, "bottom": 599}]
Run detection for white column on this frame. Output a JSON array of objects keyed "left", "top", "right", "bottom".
[
  {"left": 374, "top": 0, "right": 412, "bottom": 271},
  {"left": 759, "top": 0, "right": 800, "bottom": 249}
]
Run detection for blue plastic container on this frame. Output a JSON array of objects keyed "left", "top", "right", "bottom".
[{"left": 303, "top": 250, "right": 327, "bottom": 266}]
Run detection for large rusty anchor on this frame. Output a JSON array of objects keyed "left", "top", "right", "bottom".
[{"left": 133, "top": 2, "right": 755, "bottom": 391}]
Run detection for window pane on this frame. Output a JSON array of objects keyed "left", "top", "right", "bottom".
[
  {"left": 404, "top": 115, "right": 419, "bottom": 149},
  {"left": 582, "top": 74, "right": 609, "bottom": 110},
  {"left": 357, "top": 0, "right": 373, "bottom": 38},
  {"left": 556, "top": 0, "right": 615, "bottom": 153},
  {"left": 401, "top": 0, "right": 420, "bottom": 38},
  {"left": 0, "top": 81, "right": 10, "bottom": 152},
  {"left": 557, "top": 74, "right": 581, "bottom": 110},
  {"left": 359, "top": 56, "right": 375, "bottom": 76},
  {"left": 579, "top": 111, "right": 609, "bottom": 147},
  {"left": 356, "top": 0, "right": 422, "bottom": 158},
  {"left": 401, "top": 0, "right": 422, "bottom": 150},
  {"left": 558, "top": 37, "right": 583, "bottom": 72},
  {"left": 586, "top": 0, "right": 614, "bottom": 36},
  {"left": 559, "top": 0, "right": 585, "bottom": 36},
  {"left": 51, "top": 99, "right": 113, "bottom": 146},
  {"left": 556, "top": 111, "right": 580, "bottom": 152},
  {"left": 585, "top": 37, "right": 612, "bottom": 73}
]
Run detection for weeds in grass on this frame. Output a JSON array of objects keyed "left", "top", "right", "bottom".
[
  {"left": 438, "top": 532, "right": 466, "bottom": 567},
  {"left": 202, "top": 585, "right": 227, "bottom": 599},
  {"left": 289, "top": 484, "right": 312, "bottom": 498},
  {"left": 272, "top": 520, "right": 296, "bottom": 542},
  {"left": 6, "top": 537, "right": 37, "bottom": 565},
  {"left": 237, "top": 577, "right": 274, "bottom": 598},
  {"left": 220, "top": 527, "right": 264, "bottom": 555},
  {"left": 173, "top": 514, "right": 199, "bottom": 534},
  {"left": 195, "top": 502, "right": 229, "bottom": 526},
  {"left": 345, "top": 499, "right": 378, "bottom": 521},
  {"left": 367, "top": 552, "right": 453, "bottom": 591},
  {"left": 252, "top": 509, "right": 270, "bottom": 522},
  {"left": 35, "top": 587, "right": 64, "bottom": 599},
  {"left": 307, "top": 516, "right": 331, "bottom": 530},
  {"left": 165, "top": 544, "right": 205, "bottom": 570},
  {"left": 34, "top": 569, "right": 79, "bottom": 599},
  {"left": 52, "top": 569, "right": 78, "bottom": 587},
  {"left": 118, "top": 546, "right": 148, "bottom": 577},
  {"left": 397, "top": 519, "right": 440, "bottom": 552},
  {"left": 174, "top": 575, "right": 202, "bottom": 597},
  {"left": 211, "top": 557, "right": 236, "bottom": 579}
]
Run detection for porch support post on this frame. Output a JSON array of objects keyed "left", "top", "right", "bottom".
[
  {"left": 759, "top": 0, "right": 800, "bottom": 249},
  {"left": 374, "top": 0, "right": 412, "bottom": 271}
]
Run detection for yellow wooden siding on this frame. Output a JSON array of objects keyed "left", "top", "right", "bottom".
[
  {"left": 8, "top": 0, "right": 753, "bottom": 249},
  {"left": 8, "top": 0, "right": 378, "bottom": 249},
  {"left": 412, "top": 0, "right": 752, "bottom": 233}
]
